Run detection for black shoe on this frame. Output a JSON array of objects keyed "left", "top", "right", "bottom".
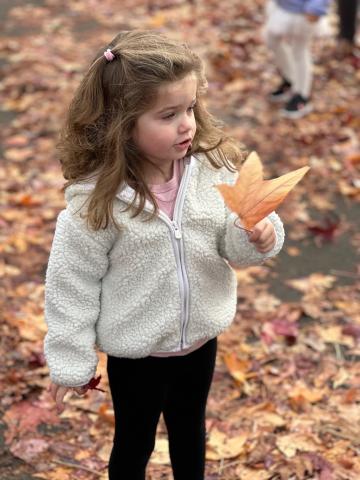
[
  {"left": 281, "top": 93, "right": 313, "bottom": 119},
  {"left": 269, "top": 78, "right": 292, "bottom": 103}
]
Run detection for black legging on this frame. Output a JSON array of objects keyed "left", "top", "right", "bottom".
[{"left": 107, "top": 338, "right": 217, "bottom": 480}]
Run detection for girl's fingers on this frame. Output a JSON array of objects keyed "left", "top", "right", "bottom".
[
  {"left": 74, "top": 386, "right": 88, "bottom": 396},
  {"left": 260, "top": 229, "right": 275, "bottom": 246},
  {"left": 256, "top": 230, "right": 271, "bottom": 244},
  {"left": 55, "top": 386, "right": 68, "bottom": 413},
  {"left": 48, "top": 383, "right": 87, "bottom": 414},
  {"left": 249, "top": 219, "right": 271, "bottom": 242},
  {"left": 254, "top": 227, "right": 276, "bottom": 252},
  {"left": 249, "top": 227, "right": 261, "bottom": 243},
  {"left": 49, "top": 383, "right": 60, "bottom": 407},
  {"left": 49, "top": 383, "right": 58, "bottom": 400},
  {"left": 251, "top": 224, "right": 271, "bottom": 242},
  {"left": 256, "top": 242, "right": 273, "bottom": 253},
  {"left": 248, "top": 220, "right": 275, "bottom": 252},
  {"left": 260, "top": 230, "right": 275, "bottom": 245},
  {"left": 257, "top": 234, "right": 276, "bottom": 252}
]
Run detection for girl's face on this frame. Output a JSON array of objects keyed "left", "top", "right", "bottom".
[{"left": 132, "top": 73, "right": 197, "bottom": 180}]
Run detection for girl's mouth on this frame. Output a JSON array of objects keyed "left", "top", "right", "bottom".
[{"left": 174, "top": 139, "right": 192, "bottom": 150}]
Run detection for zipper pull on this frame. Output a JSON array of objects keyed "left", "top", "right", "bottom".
[{"left": 172, "top": 221, "right": 182, "bottom": 239}]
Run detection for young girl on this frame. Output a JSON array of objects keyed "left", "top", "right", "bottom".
[
  {"left": 45, "top": 30, "right": 285, "bottom": 480},
  {"left": 264, "top": 0, "right": 330, "bottom": 119}
]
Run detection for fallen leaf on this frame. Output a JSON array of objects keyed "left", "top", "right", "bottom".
[
  {"left": 276, "top": 433, "right": 319, "bottom": 458},
  {"left": 151, "top": 437, "right": 170, "bottom": 465},
  {"left": 286, "top": 273, "right": 336, "bottom": 293},
  {"left": 223, "top": 353, "right": 255, "bottom": 386},
  {"left": 316, "top": 325, "right": 354, "bottom": 347},
  {"left": 287, "top": 246, "right": 301, "bottom": 256},
  {"left": 288, "top": 380, "right": 327, "bottom": 404},
  {"left": 332, "top": 367, "right": 350, "bottom": 389},
  {"left": 307, "top": 214, "right": 340, "bottom": 242},
  {"left": 235, "top": 466, "right": 269, "bottom": 480},
  {"left": 206, "top": 428, "right": 247, "bottom": 460}
]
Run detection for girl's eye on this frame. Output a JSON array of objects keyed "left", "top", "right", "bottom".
[{"left": 162, "top": 104, "right": 196, "bottom": 120}]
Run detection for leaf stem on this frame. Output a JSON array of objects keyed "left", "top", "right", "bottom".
[{"left": 233, "top": 217, "right": 253, "bottom": 234}]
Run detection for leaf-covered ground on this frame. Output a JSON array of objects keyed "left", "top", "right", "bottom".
[{"left": 0, "top": 0, "right": 359, "bottom": 479}]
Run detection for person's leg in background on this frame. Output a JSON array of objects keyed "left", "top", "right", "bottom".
[
  {"left": 162, "top": 338, "right": 217, "bottom": 480},
  {"left": 290, "top": 38, "right": 312, "bottom": 100},
  {"left": 263, "top": 29, "right": 295, "bottom": 102},
  {"left": 280, "top": 17, "right": 315, "bottom": 119},
  {"left": 107, "top": 355, "right": 166, "bottom": 480},
  {"left": 281, "top": 32, "right": 313, "bottom": 118},
  {"left": 337, "top": 0, "right": 358, "bottom": 44}
]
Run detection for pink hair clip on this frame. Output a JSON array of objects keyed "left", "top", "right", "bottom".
[{"left": 104, "top": 48, "right": 115, "bottom": 62}]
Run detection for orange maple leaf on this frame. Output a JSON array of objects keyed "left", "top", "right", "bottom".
[{"left": 216, "top": 151, "right": 310, "bottom": 230}]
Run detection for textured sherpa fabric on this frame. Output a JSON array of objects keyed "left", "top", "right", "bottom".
[{"left": 44, "top": 154, "right": 285, "bottom": 387}]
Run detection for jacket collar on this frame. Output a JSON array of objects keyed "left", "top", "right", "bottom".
[{"left": 115, "top": 155, "right": 195, "bottom": 210}]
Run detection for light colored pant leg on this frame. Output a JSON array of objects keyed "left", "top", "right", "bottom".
[
  {"left": 264, "top": 30, "right": 295, "bottom": 84},
  {"left": 288, "top": 33, "right": 313, "bottom": 98}
]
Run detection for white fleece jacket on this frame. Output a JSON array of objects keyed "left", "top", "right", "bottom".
[{"left": 44, "top": 155, "right": 285, "bottom": 387}]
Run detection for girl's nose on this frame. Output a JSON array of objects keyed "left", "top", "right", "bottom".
[{"left": 178, "top": 115, "right": 193, "bottom": 133}]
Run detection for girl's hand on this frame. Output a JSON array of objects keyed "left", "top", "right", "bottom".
[
  {"left": 248, "top": 218, "right": 276, "bottom": 253},
  {"left": 49, "top": 382, "right": 87, "bottom": 414},
  {"left": 306, "top": 13, "right": 319, "bottom": 23}
]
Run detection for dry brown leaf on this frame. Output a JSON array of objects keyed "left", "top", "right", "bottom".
[
  {"left": 223, "top": 353, "right": 256, "bottom": 386},
  {"left": 276, "top": 433, "right": 319, "bottom": 458},
  {"left": 97, "top": 442, "right": 113, "bottom": 463},
  {"left": 206, "top": 428, "right": 247, "bottom": 460},
  {"left": 316, "top": 325, "right": 354, "bottom": 347},
  {"left": 151, "top": 437, "right": 170, "bottom": 465},
  {"left": 288, "top": 380, "right": 327, "bottom": 404},
  {"left": 332, "top": 367, "right": 350, "bottom": 389},
  {"left": 97, "top": 404, "right": 115, "bottom": 425},
  {"left": 286, "top": 273, "right": 336, "bottom": 293},
  {"left": 216, "top": 151, "right": 310, "bottom": 230},
  {"left": 235, "top": 466, "right": 270, "bottom": 480},
  {"left": 253, "top": 412, "right": 287, "bottom": 429}
]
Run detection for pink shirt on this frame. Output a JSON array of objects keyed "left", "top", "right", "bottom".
[
  {"left": 148, "top": 157, "right": 207, "bottom": 357},
  {"left": 148, "top": 156, "right": 185, "bottom": 220}
]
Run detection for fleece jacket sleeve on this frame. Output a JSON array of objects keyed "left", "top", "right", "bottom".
[
  {"left": 44, "top": 207, "right": 115, "bottom": 387},
  {"left": 219, "top": 210, "right": 285, "bottom": 267},
  {"left": 217, "top": 166, "right": 285, "bottom": 267}
]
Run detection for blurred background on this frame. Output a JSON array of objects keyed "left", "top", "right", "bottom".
[{"left": 0, "top": 1, "right": 359, "bottom": 479}]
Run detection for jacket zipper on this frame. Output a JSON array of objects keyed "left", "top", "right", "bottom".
[
  {"left": 116, "top": 157, "right": 193, "bottom": 350},
  {"left": 160, "top": 216, "right": 187, "bottom": 349},
  {"left": 158, "top": 161, "right": 191, "bottom": 350},
  {"left": 173, "top": 165, "right": 191, "bottom": 349}
]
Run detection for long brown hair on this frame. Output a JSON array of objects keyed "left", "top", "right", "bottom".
[{"left": 59, "top": 30, "right": 244, "bottom": 231}]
